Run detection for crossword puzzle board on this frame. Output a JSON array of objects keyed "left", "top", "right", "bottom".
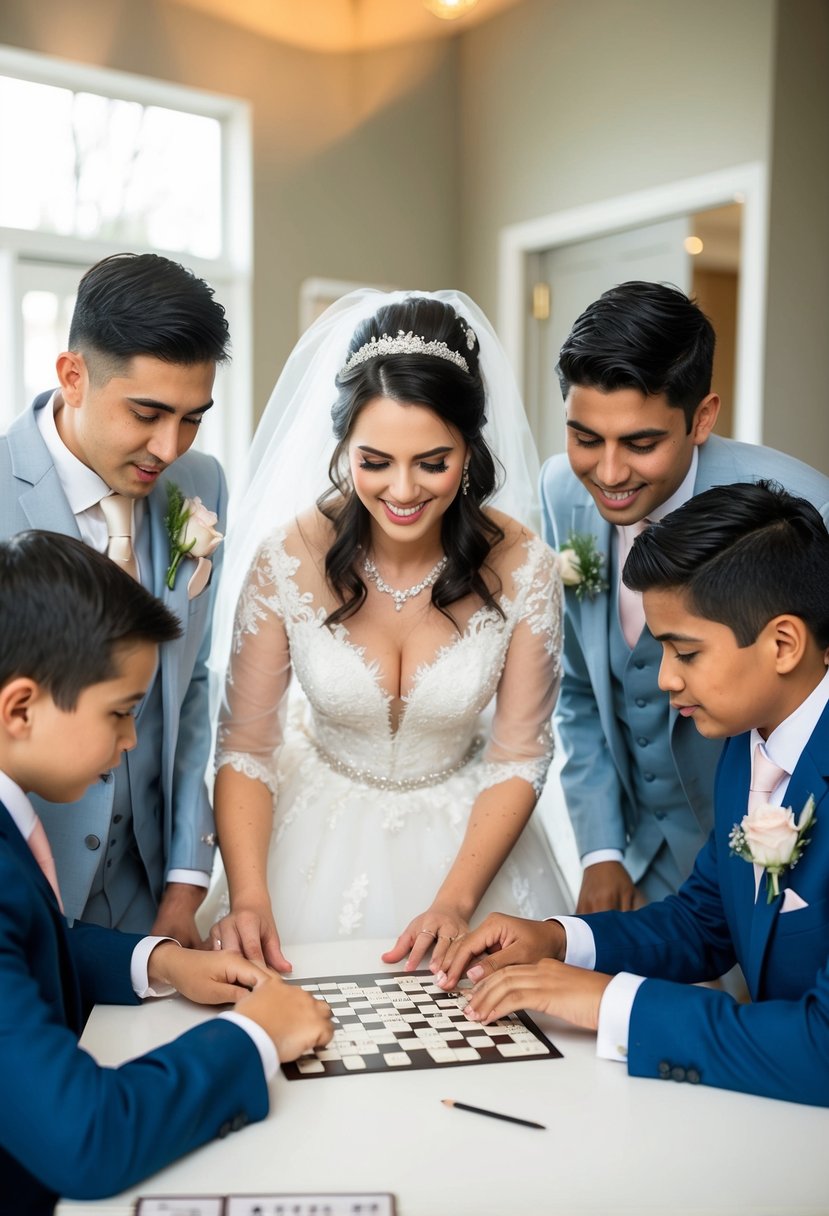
[{"left": 282, "top": 970, "right": 561, "bottom": 1080}]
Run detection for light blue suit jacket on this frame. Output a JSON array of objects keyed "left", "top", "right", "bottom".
[
  {"left": 0, "top": 800, "right": 267, "bottom": 1215},
  {"left": 0, "top": 394, "right": 228, "bottom": 921},
  {"left": 583, "top": 700, "right": 829, "bottom": 1105},
  {"left": 540, "top": 434, "right": 829, "bottom": 880}
]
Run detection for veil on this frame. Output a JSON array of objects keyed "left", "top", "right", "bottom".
[{"left": 209, "top": 288, "right": 542, "bottom": 700}]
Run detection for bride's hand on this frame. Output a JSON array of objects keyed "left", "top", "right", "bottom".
[
  {"left": 206, "top": 899, "right": 292, "bottom": 974},
  {"left": 381, "top": 905, "right": 469, "bottom": 973}
]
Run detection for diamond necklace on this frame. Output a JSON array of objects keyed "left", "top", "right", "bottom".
[{"left": 363, "top": 553, "right": 448, "bottom": 612}]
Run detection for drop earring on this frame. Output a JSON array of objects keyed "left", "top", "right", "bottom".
[{"left": 462, "top": 461, "right": 470, "bottom": 496}]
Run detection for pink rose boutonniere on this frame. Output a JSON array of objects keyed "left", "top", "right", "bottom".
[
  {"left": 164, "top": 484, "right": 223, "bottom": 595},
  {"left": 729, "top": 795, "right": 816, "bottom": 902}
]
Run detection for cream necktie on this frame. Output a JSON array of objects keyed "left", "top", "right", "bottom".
[
  {"left": 99, "top": 493, "right": 138, "bottom": 581},
  {"left": 27, "top": 815, "right": 65, "bottom": 913},
  {"left": 748, "top": 743, "right": 787, "bottom": 902},
  {"left": 618, "top": 518, "right": 649, "bottom": 648}
]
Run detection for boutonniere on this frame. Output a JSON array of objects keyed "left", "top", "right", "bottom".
[
  {"left": 164, "top": 484, "right": 223, "bottom": 593},
  {"left": 729, "top": 795, "right": 816, "bottom": 902},
  {"left": 556, "top": 532, "right": 608, "bottom": 600}
]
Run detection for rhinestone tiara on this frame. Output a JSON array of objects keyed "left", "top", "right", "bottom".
[{"left": 340, "top": 330, "right": 469, "bottom": 376}]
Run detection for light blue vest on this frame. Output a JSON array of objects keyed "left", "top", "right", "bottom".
[
  {"left": 608, "top": 546, "right": 709, "bottom": 883},
  {"left": 84, "top": 520, "right": 164, "bottom": 930}
]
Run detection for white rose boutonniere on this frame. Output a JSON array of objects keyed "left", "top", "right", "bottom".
[
  {"left": 165, "top": 484, "right": 223, "bottom": 592},
  {"left": 556, "top": 532, "right": 608, "bottom": 601},
  {"left": 729, "top": 795, "right": 816, "bottom": 902}
]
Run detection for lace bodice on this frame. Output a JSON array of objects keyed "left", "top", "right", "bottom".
[{"left": 216, "top": 520, "right": 562, "bottom": 799}]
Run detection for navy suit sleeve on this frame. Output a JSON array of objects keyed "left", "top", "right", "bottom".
[
  {"left": 0, "top": 859, "right": 268, "bottom": 1201},
  {"left": 627, "top": 965, "right": 829, "bottom": 1106},
  {"left": 586, "top": 830, "right": 737, "bottom": 981},
  {"left": 66, "top": 919, "right": 143, "bottom": 1013}
]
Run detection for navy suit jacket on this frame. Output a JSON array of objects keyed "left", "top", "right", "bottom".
[
  {"left": 0, "top": 394, "right": 228, "bottom": 921},
  {"left": 582, "top": 699, "right": 829, "bottom": 1105},
  {"left": 540, "top": 434, "right": 829, "bottom": 881},
  {"left": 0, "top": 800, "right": 268, "bottom": 1216}
]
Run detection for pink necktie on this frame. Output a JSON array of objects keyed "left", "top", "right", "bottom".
[
  {"left": 27, "top": 815, "right": 65, "bottom": 913},
  {"left": 748, "top": 744, "right": 787, "bottom": 902},
  {"left": 99, "top": 493, "right": 138, "bottom": 581},
  {"left": 619, "top": 519, "right": 649, "bottom": 648},
  {"left": 748, "top": 744, "right": 787, "bottom": 813}
]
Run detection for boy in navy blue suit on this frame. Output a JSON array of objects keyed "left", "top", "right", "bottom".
[
  {"left": 438, "top": 481, "right": 829, "bottom": 1105},
  {"left": 0, "top": 531, "right": 332, "bottom": 1216}
]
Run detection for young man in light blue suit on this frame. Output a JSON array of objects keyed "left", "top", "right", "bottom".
[
  {"left": 0, "top": 533, "right": 332, "bottom": 1216},
  {"left": 539, "top": 282, "right": 829, "bottom": 913},
  {"left": 0, "top": 253, "right": 229, "bottom": 945},
  {"left": 437, "top": 483, "right": 829, "bottom": 1105}
]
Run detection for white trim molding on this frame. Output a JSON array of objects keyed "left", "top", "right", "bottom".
[{"left": 498, "top": 163, "right": 768, "bottom": 445}]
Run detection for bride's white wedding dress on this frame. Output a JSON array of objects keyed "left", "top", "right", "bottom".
[{"left": 199, "top": 515, "right": 573, "bottom": 943}]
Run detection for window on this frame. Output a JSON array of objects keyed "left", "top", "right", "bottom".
[{"left": 0, "top": 46, "right": 252, "bottom": 487}]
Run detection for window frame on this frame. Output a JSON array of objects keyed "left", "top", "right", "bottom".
[{"left": 0, "top": 44, "right": 253, "bottom": 488}]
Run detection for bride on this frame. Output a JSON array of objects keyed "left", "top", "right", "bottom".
[{"left": 199, "top": 290, "right": 573, "bottom": 973}]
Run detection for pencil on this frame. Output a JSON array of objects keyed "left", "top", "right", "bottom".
[{"left": 441, "top": 1098, "right": 546, "bottom": 1130}]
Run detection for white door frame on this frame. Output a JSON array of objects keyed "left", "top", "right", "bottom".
[{"left": 497, "top": 162, "right": 768, "bottom": 444}]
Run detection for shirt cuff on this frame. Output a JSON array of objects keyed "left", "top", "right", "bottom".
[
  {"left": 166, "top": 869, "right": 210, "bottom": 888},
  {"left": 596, "top": 972, "right": 646, "bottom": 1063},
  {"left": 219, "top": 1011, "right": 280, "bottom": 1081},
  {"left": 581, "top": 848, "right": 625, "bottom": 868},
  {"left": 132, "top": 936, "right": 178, "bottom": 998},
  {"left": 551, "top": 916, "right": 597, "bottom": 969}
]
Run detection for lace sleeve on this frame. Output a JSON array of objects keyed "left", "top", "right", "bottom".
[
  {"left": 215, "top": 536, "right": 292, "bottom": 796},
  {"left": 480, "top": 537, "right": 563, "bottom": 797}
]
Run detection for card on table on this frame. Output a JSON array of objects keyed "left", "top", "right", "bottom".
[{"left": 136, "top": 1195, "right": 396, "bottom": 1215}]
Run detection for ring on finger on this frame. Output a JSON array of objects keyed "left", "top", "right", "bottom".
[
  {"left": 417, "top": 929, "right": 437, "bottom": 939},
  {"left": 214, "top": 938, "right": 223, "bottom": 950}
]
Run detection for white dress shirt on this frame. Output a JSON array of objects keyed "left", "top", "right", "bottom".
[
  {"left": 35, "top": 392, "right": 207, "bottom": 890},
  {"left": 582, "top": 448, "right": 700, "bottom": 872},
  {"left": 0, "top": 768, "right": 277, "bottom": 1077},
  {"left": 561, "top": 663, "right": 829, "bottom": 1063}
]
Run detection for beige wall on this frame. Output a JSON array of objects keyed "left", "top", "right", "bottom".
[
  {"left": 0, "top": 0, "right": 459, "bottom": 418},
  {"left": 2, "top": 0, "right": 827, "bottom": 469},
  {"left": 763, "top": 0, "right": 829, "bottom": 469},
  {"left": 456, "top": 0, "right": 776, "bottom": 315}
]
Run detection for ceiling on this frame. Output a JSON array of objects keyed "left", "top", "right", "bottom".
[{"left": 165, "top": 0, "right": 525, "bottom": 53}]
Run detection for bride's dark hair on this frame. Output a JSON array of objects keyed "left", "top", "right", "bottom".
[{"left": 318, "top": 297, "right": 505, "bottom": 627}]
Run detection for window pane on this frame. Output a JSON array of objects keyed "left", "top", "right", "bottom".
[{"left": 0, "top": 76, "right": 222, "bottom": 258}]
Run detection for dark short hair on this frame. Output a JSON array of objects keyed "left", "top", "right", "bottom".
[
  {"left": 557, "top": 281, "right": 715, "bottom": 431},
  {"left": 623, "top": 481, "right": 829, "bottom": 648},
  {"left": 0, "top": 532, "right": 181, "bottom": 709},
  {"left": 67, "top": 252, "right": 230, "bottom": 382}
]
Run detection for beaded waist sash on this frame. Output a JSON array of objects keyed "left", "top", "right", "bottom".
[{"left": 306, "top": 732, "right": 485, "bottom": 792}]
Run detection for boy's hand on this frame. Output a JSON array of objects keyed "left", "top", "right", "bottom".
[
  {"left": 463, "top": 958, "right": 612, "bottom": 1032},
  {"left": 576, "top": 862, "right": 645, "bottom": 913},
  {"left": 148, "top": 940, "right": 271, "bottom": 1004},
  {"left": 151, "top": 882, "right": 207, "bottom": 949},
  {"left": 235, "top": 976, "right": 334, "bottom": 1062},
  {"left": 435, "top": 913, "right": 566, "bottom": 992}
]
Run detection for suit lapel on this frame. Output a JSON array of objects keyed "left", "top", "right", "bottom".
[
  {"left": 8, "top": 400, "right": 82, "bottom": 538},
  {"left": 572, "top": 502, "right": 613, "bottom": 688},
  {"left": 744, "top": 703, "right": 829, "bottom": 995}
]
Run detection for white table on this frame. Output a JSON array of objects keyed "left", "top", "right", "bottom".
[{"left": 59, "top": 939, "right": 829, "bottom": 1216}]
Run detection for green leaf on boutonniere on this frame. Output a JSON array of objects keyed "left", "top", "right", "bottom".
[{"left": 557, "top": 532, "right": 608, "bottom": 600}]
